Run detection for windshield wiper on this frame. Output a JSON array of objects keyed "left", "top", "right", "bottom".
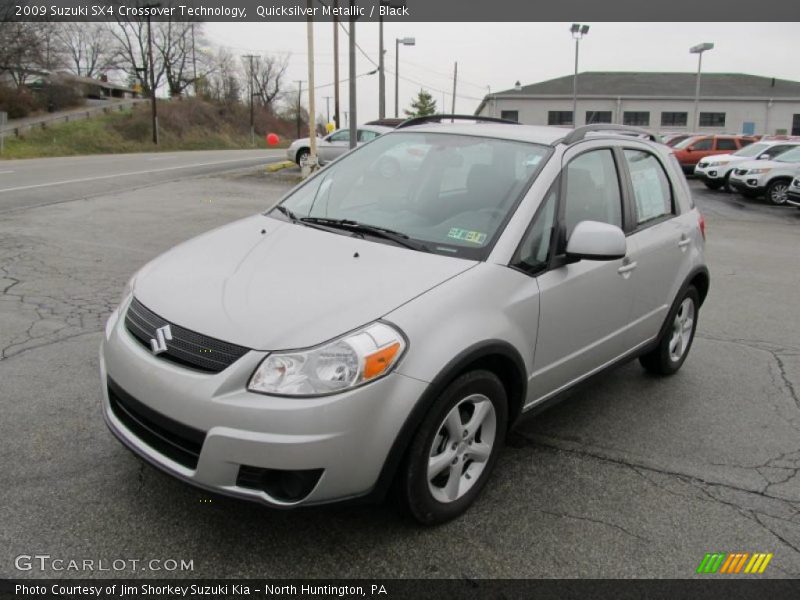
[{"left": 299, "top": 217, "right": 429, "bottom": 252}]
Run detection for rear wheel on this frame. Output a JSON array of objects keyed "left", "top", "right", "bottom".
[
  {"left": 639, "top": 286, "right": 699, "bottom": 376},
  {"left": 399, "top": 370, "right": 507, "bottom": 525},
  {"left": 766, "top": 180, "right": 790, "bottom": 205}
]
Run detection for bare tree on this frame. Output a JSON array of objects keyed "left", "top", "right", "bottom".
[
  {"left": 199, "top": 47, "right": 241, "bottom": 104},
  {"left": 57, "top": 23, "right": 118, "bottom": 79},
  {"left": 0, "top": 22, "right": 49, "bottom": 86},
  {"left": 154, "top": 19, "right": 204, "bottom": 97},
  {"left": 251, "top": 54, "right": 288, "bottom": 111},
  {"left": 109, "top": 17, "right": 164, "bottom": 95}
]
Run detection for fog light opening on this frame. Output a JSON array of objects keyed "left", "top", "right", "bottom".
[{"left": 236, "top": 466, "right": 323, "bottom": 502}]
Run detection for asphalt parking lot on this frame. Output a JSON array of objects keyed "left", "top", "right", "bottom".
[{"left": 1, "top": 155, "right": 799, "bottom": 579}]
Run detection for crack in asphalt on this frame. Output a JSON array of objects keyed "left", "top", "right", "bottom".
[
  {"left": 510, "top": 431, "right": 800, "bottom": 560},
  {"left": 529, "top": 507, "right": 650, "bottom": 543}
]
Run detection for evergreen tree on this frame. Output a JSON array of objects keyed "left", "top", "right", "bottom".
[{"left": 404, "top": 89, "right": 437, "bottom": 117}]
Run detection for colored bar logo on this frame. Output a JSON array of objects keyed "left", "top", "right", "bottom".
[{"left": 696, "top": 552, "right": 773, "bottom": 574}]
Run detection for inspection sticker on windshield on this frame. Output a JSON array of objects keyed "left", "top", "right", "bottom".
[{"left": 447, "top": 228, "right": 487, "bottom": 245}]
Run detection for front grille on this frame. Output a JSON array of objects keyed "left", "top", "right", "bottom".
[
  {"left": 734, "top": 168, "right": 748, "bottom": 176},
  {"left": 107, "top": 378, "right": 205, "bottom": 469},
  {"left": 125, "top": 298, "right": 250, "bottom": 373}
]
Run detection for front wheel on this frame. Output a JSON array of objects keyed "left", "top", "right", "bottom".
[
  {"left": 399, "top": 370, "right": 508, "bottom": 525},
  {"left": 295, "top": 148, "right": 310, "bottom": 166},
  {"left": 704, "top": 181, "right": 722, "bottom": 191},
  {"left": 766, "top": 180, "right": 789, "bottom": 205},
  {"left": 639, "top": 286, "right": 699, "bottom": 376}
]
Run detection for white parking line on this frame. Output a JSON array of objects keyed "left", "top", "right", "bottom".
[
  {"left": 0, "top": 156, "right": 273, "bottom": 194},
  {"left": 0, "top": 170, "right": 14, "bottom": 175}
]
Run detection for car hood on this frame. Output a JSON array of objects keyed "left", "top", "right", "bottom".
[
  {"left": 700, "top": 153, "right": 736, "bottom": 163},
  {"left": 132, "top": 214, "right": 477, "bottom": 350},
  {"left": 733, "top": 158, "right": 784, "bottom": 171}
]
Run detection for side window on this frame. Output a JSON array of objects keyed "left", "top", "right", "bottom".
[
  {"left": 716, "top": 138, "right": 737, "bottom": 151},
  {"left": 563, "top": 149, "right": 623, "bottom": 240},
  {"left": 692, "top": 138, "right": 713, "bottom": 151},
  {"left": 624, "top": 149, "right": 674, "bottom": 226},
  {"left": 329, "top": 130, "right": 350, "bottom": 143},
  {"left": 513, "top": 185, "right": 557, "bottom": 274},
  {"left": 357, "top": 129, "right": 380, "bottom": 142}
]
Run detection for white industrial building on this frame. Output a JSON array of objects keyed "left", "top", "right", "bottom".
[{"left": 475, "top": 72, "right": 800, "bottom": 136}]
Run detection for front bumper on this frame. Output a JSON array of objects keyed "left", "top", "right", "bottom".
[
  {"left": 100, "top": 301, "right": 428, "bottom": 507},
  {"left": 694, "top": 164, "right": 729, "bottom": 183},
  {"left": 728, "top": 173, "right": 765, "bottom": 196},
  {"left": 787, "top": 189, "right": 800, "bottom": 207}
]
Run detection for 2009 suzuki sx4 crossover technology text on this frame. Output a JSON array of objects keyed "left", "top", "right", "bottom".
[{"left": 101, "top": 119, "right": 709, "bottom": 524}]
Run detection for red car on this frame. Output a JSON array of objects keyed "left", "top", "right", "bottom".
[{"left": 673, "top": 135, "right": 757, "bottom": 173}]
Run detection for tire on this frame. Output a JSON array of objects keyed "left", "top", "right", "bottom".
[
  {"left": 639, "top": 286, "right": 700, "bottom": 376},
  {"left": 295, "top": 148, "right": 310, "bottom": 166},
  {"left": 766, "top": 180, "right": 790, "bottom": 206},
  {"left": 720, "top": 172, "right": 733, "bottom": 193},
  {"left": 399, "top": 370, "right": 508, "bottom": 525},
  {"left": 704, "top": 181, "right": 722, "bottom": 191}
]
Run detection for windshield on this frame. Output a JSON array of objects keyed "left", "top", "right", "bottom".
[
  {"left": 272, "top": 131, "right": 551, "bottom": 259},
  {"left": 775, "top": 148, "right": 800, "bottom": 163},
  {"left": 734, "top": 142, "right": 769, "bottom": 158}
]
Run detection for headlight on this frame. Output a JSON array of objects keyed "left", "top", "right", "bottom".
[
  {"left": 248, "top": 322, "right": 407, "bottom": 396},
  {"left": 749, "top": 168, "right": 772, "bottom": 175},
  {"left": 708, "top": 161, "right": 729, "bottom": 167}
]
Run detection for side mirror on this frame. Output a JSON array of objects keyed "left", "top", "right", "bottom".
[
  {"left": 758, "top": 154, "right": 771, "bottom": 160},
  {"left": 566, "top": 221, "right": 627, "bottom": 261},
  {"left": 685, "top": 147, "right": 693, "bottom": 152}
]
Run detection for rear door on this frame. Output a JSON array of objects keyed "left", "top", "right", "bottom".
[
  {"left": 620, "top": 145, "right": 694, "bottom": 346},
  {"left": 529, "top": 143, "right": 636, "bottom": 402}
]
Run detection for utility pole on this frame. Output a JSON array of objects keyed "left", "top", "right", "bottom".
[
  {"left": 333, "top": 0, "right": 340, "bottom": 129},
  {"left": 451, "top": 61, "right": 457, "bottom": 120},
  {"left": 323, "top": 96, "right": 331, "bottom": 124},
  {"left": 295, "top": 80, "right": 304, "bottom": 139},
  {"left": 243, "top": 54, "right": 257, "bottom": 146},
  {"left": 191, "top": 22, "right": 197, "bottom": 96},
  {"left": 144, "top": 3, "right": 160, "bottom": 145},
  {"left": 378, "top": 11, "right": 385, "bottom": 119},
  {"left": 348, "top": 3, "right": 357, "bottom": 149},
  {"left": 306, "top": 2, "right": 318, "bottom": 170}
]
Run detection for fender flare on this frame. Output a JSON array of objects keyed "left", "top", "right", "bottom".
[{"left": 365, "top": 339, "right": 528, "bottom": 504}]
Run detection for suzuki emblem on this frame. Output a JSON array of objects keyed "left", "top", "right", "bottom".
[{"left": 150, "top": 324, "right": 173, "bottom": 355}]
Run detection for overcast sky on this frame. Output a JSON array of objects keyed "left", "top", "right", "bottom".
[{"left": 204, "top": 22, "right": 799, "bottom": 125}]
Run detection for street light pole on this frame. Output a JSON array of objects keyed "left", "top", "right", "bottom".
[
  {"left": 348, "top": 8, "right": 356, "bottom": 149},
  {"left": 690, "top": 42, "right": 714, "bottom": 132},
  {"left": 570, "top": 23, "right": 589, "bottom": 128},
  {"left": 394, "top": 36, "right": 415, "bottom": 118},
  {"left": 378, "top": 11, "right": 385, "bottom": 119}
]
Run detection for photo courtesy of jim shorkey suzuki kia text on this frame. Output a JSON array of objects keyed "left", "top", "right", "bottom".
[
  {"left": 14, "top": 584, "right": 387, "bottom": 597},
  {"left": 2, "top": 0, "right": 800, "bottom": 596}
]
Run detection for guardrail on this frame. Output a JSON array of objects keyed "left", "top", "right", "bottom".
[{"left": 0, "top": 98, "right": 145, "bottom": 139}]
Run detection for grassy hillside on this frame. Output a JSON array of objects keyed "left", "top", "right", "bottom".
[{"left": 1, "top": 99, "right": 292, "bottom": 159}]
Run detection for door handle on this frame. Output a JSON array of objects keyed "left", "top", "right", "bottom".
[
  {"left": 617, "top": 260, "right": 638, "bottom": 277},
  {"left": 678, "top": 237, "right": 691, "bottom": 248}
]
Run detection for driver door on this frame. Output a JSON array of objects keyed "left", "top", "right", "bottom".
[{"left": 318, "top": 130, "right": 351, "bottom": 163}]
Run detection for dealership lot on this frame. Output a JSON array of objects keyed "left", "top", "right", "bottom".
[{"left": 1, "top": 157, "right": 799, "bottom": 578}]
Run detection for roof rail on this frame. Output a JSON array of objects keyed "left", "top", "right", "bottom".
[
  {"left": 562, "top": 124, "right": 658, "bottom": 145},
  {"left": 396, "top": 114, "right": 520, "bottom": 129}
]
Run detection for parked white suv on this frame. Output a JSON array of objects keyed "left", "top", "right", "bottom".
[
  {"left": 101, "top": 119, "right": 709, "bottom": 524},
  {"left": 694, "top": 140, "right": 800, "bottom": 192},
  {"left": 728, "top": 146, "right": 800, "bottom": 204},
  {"left": 787, "top": 168, "right": 800, "bottom": 208}
]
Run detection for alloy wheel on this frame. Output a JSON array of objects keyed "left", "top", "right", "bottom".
[
  {"left": 427, "top": 394, "right": 497, "bottom": 503},
  {"left": 668, "top": 298, "right": 695, "bottom": 362}
]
